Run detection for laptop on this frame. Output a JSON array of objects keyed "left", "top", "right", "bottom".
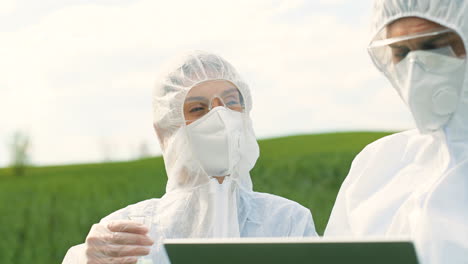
[{"left": 164, "top": 237, "right": 419, "bottom": 264}]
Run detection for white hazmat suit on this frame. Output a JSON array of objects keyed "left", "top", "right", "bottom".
[
  {"left": 325, "top": 1, "right": 468, "bottom": 264},
  {"left": 62, "top": 50, "right": 317, "bottom": 264}
]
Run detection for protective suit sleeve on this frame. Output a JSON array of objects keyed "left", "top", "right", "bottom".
[
  {"left": 296, "top": 208, "right": 318, "bottom": 237},
  {"left": 324, "top": 139, "right": 380, "bottom": 237},
  {"left": 324, "top": 184, "right": 354, "bottom": 237},
  {"left": 324, "top": 131, "right": 416, "bottom": 237}
]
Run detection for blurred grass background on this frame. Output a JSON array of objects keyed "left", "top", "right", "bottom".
[{"left": 0, "top": 131, "right": 391, "bottom": 264}]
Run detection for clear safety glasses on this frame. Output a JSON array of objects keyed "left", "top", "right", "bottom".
[
  {"left": 183, "top": 80, "right": 245, "bottom": 124},
  {"left": 368, "top": 27, "right": 467, "bottom": 74}
]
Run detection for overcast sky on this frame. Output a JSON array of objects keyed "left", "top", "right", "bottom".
[{"left": 0, "top": 0, "right": 415, "bottom": 167}]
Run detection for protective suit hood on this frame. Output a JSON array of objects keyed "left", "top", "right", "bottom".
[
  {"left": 151, "top": 50, "right": 261, "bottom": 239},
  {"left": 153, "top": 50, "right": 259, "bottom": 193},
  {"left": 369, "top": 0, "right": 468, "bottom": 140}
]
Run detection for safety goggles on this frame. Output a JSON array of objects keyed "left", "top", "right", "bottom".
[
  {"left": 183, "top": 80, "right": 245, "bottom": 124},
  {"left": 368, "top": 27, "right": 466, "bottom": 74}
]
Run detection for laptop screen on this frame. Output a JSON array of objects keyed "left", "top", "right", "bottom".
[{"left": 164, "top": 237, "right": 419, "bottom": 264}]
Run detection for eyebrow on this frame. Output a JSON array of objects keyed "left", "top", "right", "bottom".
[
  {"left": 220, "top": 88, "right": 240, "bottom": 97},
  {"left": 185, "top": 88, "right": 240, "bottom": 102},
  {"left": 185, "top": 96, "right": 209, "bottom": 102}
]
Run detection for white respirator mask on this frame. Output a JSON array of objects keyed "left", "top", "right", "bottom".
[
  {"left": 393, "top": 47, "right": 466, "bottom": 134},
  {"left": 186, "top": 106, "right": 243, "bottom": 177}
]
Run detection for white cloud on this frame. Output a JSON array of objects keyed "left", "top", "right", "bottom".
[{"left": 0, "top": 0, "right": 414, "bottom": 166}]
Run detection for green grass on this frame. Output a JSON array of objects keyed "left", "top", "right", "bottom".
[{"left": 0, "top": 131, "right": 392, "bottom": 264}]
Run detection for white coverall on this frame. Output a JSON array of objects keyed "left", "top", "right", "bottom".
[{"left": 325, "top": 1, "right": 468, "bottom": 263}]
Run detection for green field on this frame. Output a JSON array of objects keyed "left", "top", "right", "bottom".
[{"left": 0, "top": 131, "right": 391, "bottom": 264}]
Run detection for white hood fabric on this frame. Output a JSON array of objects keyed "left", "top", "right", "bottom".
[
  {"left": 62, "top": 51, "right": 316, "bottom": 264},
  {"left": 325, "top": 1, "right": 468, "bottom": 264}
]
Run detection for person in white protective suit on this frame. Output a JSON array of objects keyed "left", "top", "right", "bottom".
[
  {"left": 62, "top": 50, "right": 317, "bottom": 264},
  {"left": 325, "top": 0, "right": 468, "bottom": 263}
]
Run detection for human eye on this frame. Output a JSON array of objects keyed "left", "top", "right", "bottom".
[
  {"left": 391, "top": 46, "right": 410, "bottom": 62},
  {"left": 421, "top": 39, "right": 442, "bottom": 50},
  {"left": 189, "top": 104, "right": 207, "bottom": 113},
  {"left": 421, "top": 33, "right": 457, "bottom": 50},
  {"left": 224, "top": 95, "right": 241, "bottom": 106}
]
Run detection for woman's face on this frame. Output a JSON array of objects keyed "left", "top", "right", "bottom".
[{"left": 183, "top": 80, "right": 244, "bottom": 125}]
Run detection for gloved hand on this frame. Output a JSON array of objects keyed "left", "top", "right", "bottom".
[{"left": 84, "top": 220, "right": 154, "bottom": 264}]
